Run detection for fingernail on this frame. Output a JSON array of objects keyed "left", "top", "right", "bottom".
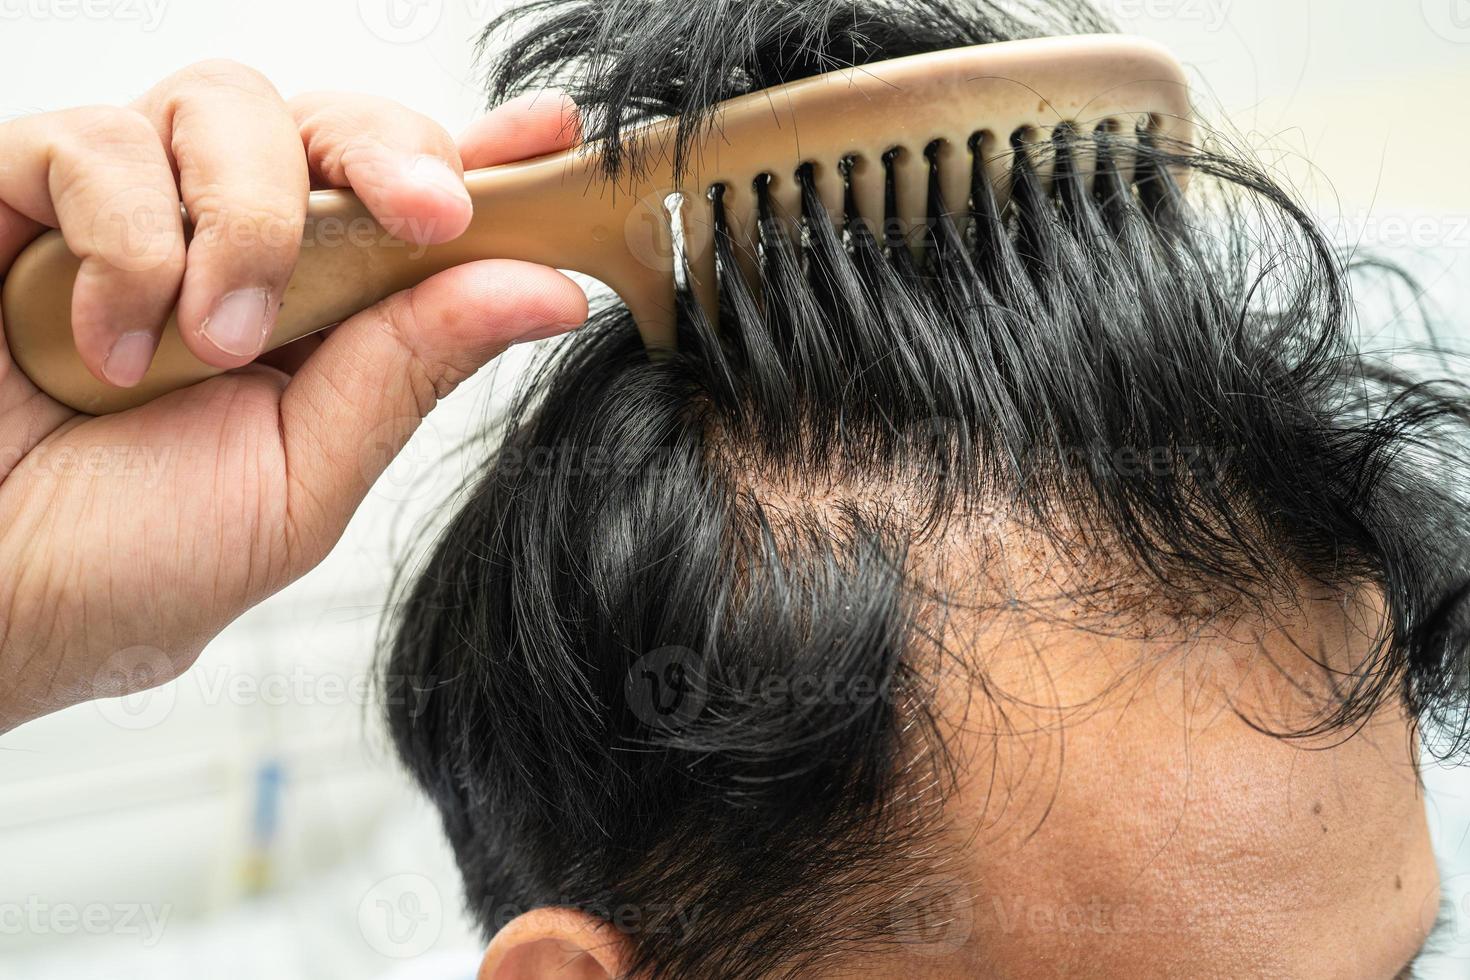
[
  {"left": 512, "top": 320, "right": 585, "bottom": 345},
  {"left": 103, "top": 330, "right": 158, "bottom": 388},
  {"left": 202, "top": 287, "right": 272, "bottom": 358},
  {"left": 407, "top": 155, "right": 470, "bottom": 206}
]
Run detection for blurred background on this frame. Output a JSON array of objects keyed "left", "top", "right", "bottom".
[{"left": 1, "top": 1, "right": 1467, "bottom": 977}]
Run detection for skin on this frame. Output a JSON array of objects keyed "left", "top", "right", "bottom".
[
  {"left": 0, "top": 64, "right": 589, "bottom": 730},
  {"left": 913, "top": 582, "right": 1437, "bottom": 979}
]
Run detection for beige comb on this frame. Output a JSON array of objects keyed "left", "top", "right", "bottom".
[{"left": 2, "top": 34, "right": 1191, "bottom": 415}]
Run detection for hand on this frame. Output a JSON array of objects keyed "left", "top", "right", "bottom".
[{"left": 0, "top": 61, "right": 588, "bottom": 730}]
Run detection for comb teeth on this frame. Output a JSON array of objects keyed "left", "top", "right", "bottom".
[
  {"left": 690, "top": 116, "right": 1161, "bottom": 303},
  {"left": 734, "top": 116, "right": 1152, "bottom": 226}
]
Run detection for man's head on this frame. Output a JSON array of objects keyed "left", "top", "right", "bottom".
[{"left": 383, "top": 1, "right": 1470, "bottom": 976}]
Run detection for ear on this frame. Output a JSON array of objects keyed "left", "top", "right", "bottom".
[{"left": 479, "top": 907, "right": 631, "bottom": 980}]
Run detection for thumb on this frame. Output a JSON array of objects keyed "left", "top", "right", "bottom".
[{"left": 276, "top": 258, "right": 586, "bottom": 562}]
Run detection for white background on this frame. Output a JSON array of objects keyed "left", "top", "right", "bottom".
[{"left": 1, "top": 1, "right": 1468, "bottom": 978}]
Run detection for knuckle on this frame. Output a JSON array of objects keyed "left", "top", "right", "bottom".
[
  {"left": 56, "top": 105, "right": 156, "bottom": 154},
  {"left": 301, "top": 97, "right": 456, "bottom": 170},
  {"left": 131, "top": 236, "right": 187, "bottom": 285},
  {"left": 186, "top": 183, "right": 304, "bottom": 259},
  {"left": 89, "top": 216, "right": 185, "bottom": 280},
  {"left": 44, "top": 111, "right": 183, "bottom": 276},
  {"left": 332, "top": 132, "right": 386, "bottom": 170},
  {"left": 180, "top": 58, "right": 276, "bottom": 98},
  {"left": 419, "top": 123, "right": 458, "bottom": 158},
  {"left": 290, "top": 91, "right": 369, "bottom": 127},
  {"left": 313, "top": 129, "right": 375, "bottom": 180},
  {"left": 375, "top": 291, "right": 462, "bottom": 411}
]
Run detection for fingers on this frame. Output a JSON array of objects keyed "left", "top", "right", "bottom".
[
  {"left": 0, "top": 78, "right": 582, "bottom": 397},
  {"left": 458, "top": 90, "right": 582, "bottom": 169},
  {"left": 289, "top": 92, "right": 471, "bottom": 247},
  {"left": 0, "top": 106, "right": 186, "bottom": 387},
  {"left": 134, "top": 60, "right": 308, "bottom": 370},
  {"left": 277, "top": 260, "right": 587, "bottom": 562}
]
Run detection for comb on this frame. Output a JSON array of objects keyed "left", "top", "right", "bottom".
[{"left": 2, "top": 34, "right": 1191, "bottom": 414}]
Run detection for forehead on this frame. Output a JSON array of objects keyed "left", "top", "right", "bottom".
[{"left": 917, "top": 585, "right": 1436, "bottom": 977}]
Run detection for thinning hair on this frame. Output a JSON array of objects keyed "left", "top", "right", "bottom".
[{"left": 382, "top": 1, "right": 1470, "bottom": 976}]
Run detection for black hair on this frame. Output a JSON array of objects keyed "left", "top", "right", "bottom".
[{"left": 383, "top": 1, "right": 1470, "bottom": 977}]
